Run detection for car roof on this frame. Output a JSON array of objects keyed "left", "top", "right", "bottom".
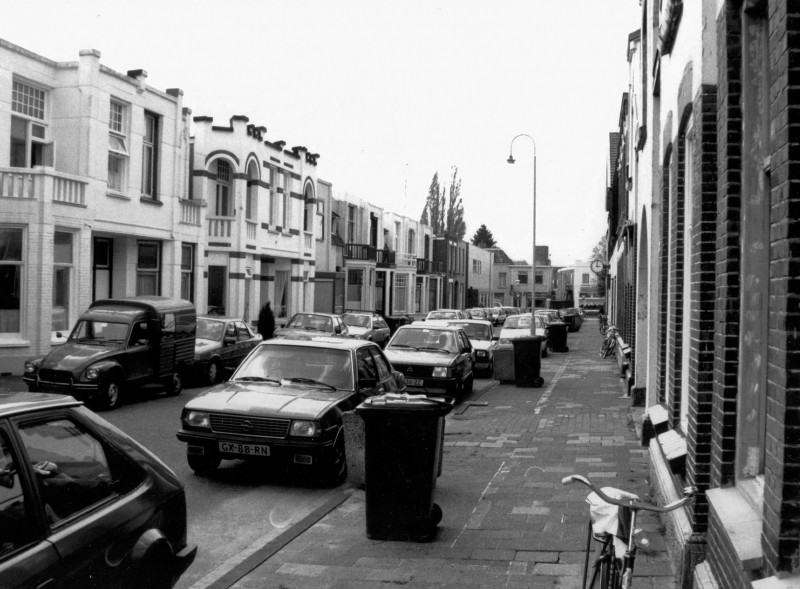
[
  {"left": 258, "top": 336, "right": 373, "bottom": 350},
  {"left": 447, "top": 319, "right": 492, "bottom": 326},
  {"left": 342, "top": 311, "right": 378, "bottom": 316},
  {"left": 198, "top": 315, "right": 242, "bottom": 321},
  {"left": 290, "top": 312, "right": 339, "bottom": 318},
  {"left": 0, "top": 392, "right": 82, "bottom": 418},
  {"left": 90, "top": 296, "right": 194, "bottom": 314},
  {"left": 398, "top": 324, "right": 463, "bottom": 332}
]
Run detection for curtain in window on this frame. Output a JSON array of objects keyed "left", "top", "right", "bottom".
[{"left": 275, "top": 271, "right": 289, "bottom": 318}]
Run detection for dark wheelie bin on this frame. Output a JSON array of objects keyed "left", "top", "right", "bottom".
[
  {"left": 547, "top": 322, "right": 569, "bottom": 352},
  {"left": 512, "top": 335, "right": 545, "bottom": 387},
  {"left": 356, "top": 393, "right": 455, "bottom": 542}
]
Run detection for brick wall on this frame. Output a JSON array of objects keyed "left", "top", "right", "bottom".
[
  {"left": 667, "top": 124, "right": 685, "bottom": 426},
  {"left": 657, "top": 114, "right": 674, "bottom": 405},
  {"left": 707, "top": 499, "right": 754, "bottom": 589}
]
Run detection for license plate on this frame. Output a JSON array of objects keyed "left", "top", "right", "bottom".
[
  {"left": 219, "top": 441, "right": 271, "bottom": 456},
  {"left": 406, "top": 378, "right": 424, "bottom": 386}
]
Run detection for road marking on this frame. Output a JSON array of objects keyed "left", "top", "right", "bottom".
[
  {"left": 451, "top": 461, "right": 508, "bottom": 547},
  {"left": 534, "top": 363, "right": 567, "bottom": 414}
]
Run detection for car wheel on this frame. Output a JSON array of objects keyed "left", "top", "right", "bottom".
[
  {"left": 321, "top": 433, "right": 347, "bottom": 487},
  {"left": 207, "top": 360, "right": 220, "bottom": 386},
  {"left": 166, "top": 372, "right": 183, "bottom": 396},
  {"left": 129, "top": 547, "right": 175, "bottom": 589},
  {"left": 464, "top": 374, "right": 474, "bottom": 395},
  {"left": 99, "top": 377, "right": 123, "bottom": 411},
  {"left": 187, "top": 449, "right": 221, "bottom": 476},
  {"left": 542, "top": 346, "right": 548, "bottom": 358}
]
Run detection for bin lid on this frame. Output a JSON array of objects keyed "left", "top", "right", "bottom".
[
  {"left": 356, "top": 393, "right": 454, "bottom": 416},
  {"left": 511, "top": 335, "right": 544, "bottom": 343}
]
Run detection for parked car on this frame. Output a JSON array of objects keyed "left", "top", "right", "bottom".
[
  {"left": 193, "top": 316, "right": 263, "bottom": 385},
  {"left": 274, "top": 312, "right": 349, "bottom": 339},
  {"left": 559, "top": 307, "right": 585, "bottom": 332},
  {"left": 0, "top": 392, "right": 196, "bottom": 588},
  {"left": 446, "top": 319, "right": 495, "bottom": 377},
  {"left": 177, "top": 338, "right": 404, "bottom": 485},
  {"left": 535, "top": 309, "right": 566, "bottom": 330},
  {"left": 487, "top": 307, "right": 507, "bottom": 326},
  {"left": 465, "top": 308, "right": 490, "bottom": 321},
  {"left": 383, "top": 324, "right": 474, "bottom": 397},
  {"left": 497, "top": 313, "right": 548, "bottom": 357},
  {"left": 23, "top": 296, "right": 196, "bottom": 411},
  {"left": 342, "top": 312, "right": 391, "bottom": 347},
  {"left": 425, "top": 309, "right": 468, "bottom": 321}
]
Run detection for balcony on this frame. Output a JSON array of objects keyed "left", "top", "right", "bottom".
[
  {"left": 179, "top": 199, "right": 202, "bottom": 225},
  {"left": 416, "top": 259, "right": 445, "bottom": 274},
  {"left": 0, "top": 167, "right": 87, "bottom": 206},
  {"left": 345, "top": 243, "right": 377, "bottom": 261},
  {"left": 377, "top": 249, "right": 396, "bottom": 267},
  {"left": 208, "top": 216, "right": 233, "bottom": 239},
  {"left": 396, "top": 252, "right": 417, "bottom": 269}
]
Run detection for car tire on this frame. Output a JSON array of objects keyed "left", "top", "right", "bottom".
[
  {"left": 321, "top": 433, "right": 347, "bottom": 487},
  {"left": 187, "top": 449, "right": 220, "bottom": 476},
  {"left": 99, "top": 376, "right": 123, "bottom": 411},
  {"left": 207, "top": 360, "right": 220, "bottom": 386},
  {"left": 129, "top": 547, "right": 175, "bottom": 589},
  {"left": 541, "top": 346, "right": 548, "bottom": 359},
  {"left": 464, "top": 374, "right": 474, "bottom": 395},
  {"left": 166, "top": 372, "right": 183, "bottom": 396}
]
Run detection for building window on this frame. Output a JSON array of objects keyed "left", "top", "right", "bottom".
[
  {"left": 108, "top": 99, "right": 129, "bottom": 192},
  {"left": 316, "top": 200, "right": 325, "bottom": 239},
  {"left": 246, "top": 160, "right": 259, "bottom": 221},
  {"left": 0, "top": 228, "right": 23, "bottom": 334},
  {"left": 215, "top": 160, "right": 232, "bottom": 216},
  {"left": 395, "top": 274, "right": 408, "bottom": 313},
  {"left": 281, "top": 172, "right": 290, "bottom": 228},
  {"left": 274, "top": 270, "right": 289, "bottom": 318},
  {"left": 347, "top": 268, "right": 363, "bottom": 302},
  {"left": 518, "top": 272, "right": 528, "bottom": 284},
  {"left": 136, "top": 241, "right": 160, "bottom": 296},
  {"left": 499, "top": 272, "right": 507, "bottom": 288},
  {"left": 52, "top": 231, "right": 73, "bottom": 333},
  {"left": 303, "top": 182, "right": 314, "bottom": 232},
  {"left": 181, "top": 244, "right": 195, "bottom": 302},
  {"left": 267, "top": 167, "right": 278, "bottom": 224},
  {"left": 408, "top": 229, "right": 415, "bottom": 254},
  {"left": 472, "top": 260, "right": 481, "bottom": 274},
  {"left": 11, "top": 80, "right": 51, "bottom": 168},
  {"left": 93, "top": 238, "right": 112, "bottom": 301},
  {"left": 347, "top": 206, "right": 357, "bottom": 242},
  {"left": 141, "top": 112, "right": 159, "bottom": 199},
  {"left": 582, "top": 273, "right": 590, "bottom": 285},
  {"left": 535, "top": 272, "right": 543, "bottom": 285}
]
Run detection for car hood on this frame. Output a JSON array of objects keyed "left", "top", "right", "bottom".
[
  {"left": 384, "top": 348, "right": 458, "bottom": 366},
  {"left": 184, "top": 381, "right": 354, "bottom": 420},
  {"left": 274, "top": 327, "right": 331, "bottom": 339},
  {"left": 39, "top": 343, "right": 120, "bottom": 373},
  {"left": 470, "top": 340, "right": 493, "bottom": 352},
  {"left": 195, "top": 338, "right": 222, "bottom": 354},
  {"left": 346, "top": 326, "right": 369, "bottom": 336}
]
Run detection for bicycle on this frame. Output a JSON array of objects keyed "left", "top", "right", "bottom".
[
  {"left": 599, "top": 325, "right": 619, "bottom": 359},
  {"left": 562, "top": 474, "right": 695, "bottom": 589},
  {"left": 598, "top": 314, "right": 609, "bottom": 334}
]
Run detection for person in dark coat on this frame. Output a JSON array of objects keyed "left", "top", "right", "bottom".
[{"left": 257, "top": 302, "right": 275, "bottom": 340}]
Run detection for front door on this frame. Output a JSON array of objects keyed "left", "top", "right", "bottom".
[{"left": 208, "top": 266, "right": 226, "bottom": 314}]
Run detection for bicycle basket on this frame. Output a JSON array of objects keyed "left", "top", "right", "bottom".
[{"left": 586, "top": 487, "right": 639, "bottom": 554}]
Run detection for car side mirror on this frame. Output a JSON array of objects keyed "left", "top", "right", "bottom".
[
  {"left": 359, "top": 377, "right": 377, "bottom": 390},
  {"left": 393, "top": 371, "right": 406, "bottom": 390},
  {"left": 223, "top": 336, "right": 236, "bottom": 346}
]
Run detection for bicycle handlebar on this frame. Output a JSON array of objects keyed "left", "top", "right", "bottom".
[{"left": 562, "top": 474, "right": 696, "bottom": 513}]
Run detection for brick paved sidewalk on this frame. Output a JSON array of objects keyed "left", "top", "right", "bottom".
[{"left": 230, "top": 320, "right": 676, "bottom": 589}]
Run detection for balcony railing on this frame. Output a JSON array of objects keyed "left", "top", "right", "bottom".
[
  {"left": 304, "top": 232, "right": 313, "bottom": 250},
  {"left": 377, "top": 249, "right": 396, "bottom": 267},
  {"left": 416, "top": 259, "right": 445, "bottom": 274},
  {"left": 0, "top": 167, "right": 86, "bottom": 205},
  {"left": 179, "top": 199, "right": 202, "bottom": 225},
  {"left": 246, "top": 220, "right": 257, "bottom": 241},
  {"left": 208, "top": 216, "right": 233, "bottom": 238},
  {"left": 345, "top": 243, "right": 377, "bottom": 261},
  {"left": 396, "top": 252, "right": 417, "bottom": 268}
]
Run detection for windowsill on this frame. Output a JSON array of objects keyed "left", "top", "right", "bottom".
[
  {"left": 106, "top": 191, "right": 131, "bottom": 200},
  {"left": 139, "top": 196, "right": 163, "bottom": 206},
  {"left": 0, "top": 338, "right": 31, "bottom": 348},
  {"left": 706, "top": 485, "right": 763, "bottom": 571},
  {"left": 738, "top": 475, "right": 764, "bottom": 514},
  {"left": 267, "top": 228, "right": 281, "bottom": 235}
]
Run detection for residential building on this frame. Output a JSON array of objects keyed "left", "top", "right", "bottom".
[
  {"left": 336, "top": 193, "right": 382, "bottom": 314},
  {"left": 0, "top": 40, "right": 198, "bottom": 374},
  {"left": 413, "top": 223, "right": 443, "bottom": 313},
  {"left": 604, "top": 1, "right": 800, "bottom": 586},
  {"left": 466, "top": 245, "right": 493, "bottom": 308},
  {"left": 433, "top": 237, "right": 468, "bottom": 309},
  {"left": 555, "top": 260, "right": 596, "bottom": 308},
  {"left": 486, "top": 247, "right": 514, "bottom": 306},
  {"left": 313, "top": 178, "right": 345, "bottom": 314}
]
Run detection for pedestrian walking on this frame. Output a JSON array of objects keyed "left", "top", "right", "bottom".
[{"left": 257, "top": 302, "right": 275, "bottom": 340}]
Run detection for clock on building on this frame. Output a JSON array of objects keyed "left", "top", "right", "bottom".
[{"left": 590, "top": 259, "right": 606, "bottom": 275}]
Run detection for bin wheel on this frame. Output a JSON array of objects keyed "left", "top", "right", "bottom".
[
  {"left": 464, "top": 375, "right": 474, "bottom": 395},
  {"left": 430, "top": 503, "right": 443, "bottom": 525},
  {"left": 187, "top": 449, "right": 220, "bottom": 476},
  {"left": 534, "top": 377, "right": 544, "bottom": 388}
]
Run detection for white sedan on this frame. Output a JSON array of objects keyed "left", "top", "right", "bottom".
[{"left": 497, "top": 313, "right": 548, "bottom": 358}]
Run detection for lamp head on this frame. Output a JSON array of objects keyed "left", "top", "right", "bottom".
[{"left": 507, "top": 154, "right": 515, "bottom": 164}]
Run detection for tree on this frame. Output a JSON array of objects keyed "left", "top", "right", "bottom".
[
  {"left": 420, "top": 172, "right": 444, "bottom": 235},
  {"left": 420, "top": 167, "right": 466, "bottom": 240},
  {"left": 471, "top": 224, "right": 497, "bottom": 248},
  {"left": 444, "top": 166, "right": 466, "bottom": 241}
]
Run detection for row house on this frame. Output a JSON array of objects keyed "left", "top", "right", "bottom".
[
  {"left": 0, "top": 40, "right": 199, "bottom": 375},
  {"left": 466, "top": 245, "right": 494, "bottom": 308},
  {"left": 313, "top": 179, "right": 345, "bottom": 315},
  {"left": 554, "top": 260, "right": 596, "bottom": 308},
  {"left": 433, "top": 237, "right": 468, "bottom": 309},
  {"left": 605, "top": 1, "right": 800, "bottom": 587},
  {"left": 487, "top": 247, "right": 515, "bottom": 306},
  {"left": 189, "top": 115, "right": 319, "bottom": 325}
]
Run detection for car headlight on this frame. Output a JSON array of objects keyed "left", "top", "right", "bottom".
[
  {"left": 24, "top": 360, "right": 39, "bottom": 374},
  {"left": 476, "top": 350, "right": 488, "bottom": 358},
  {"left": 432, "top": 366, "right": 450, "bottom": 378},
  {"left": 84, "top": 367, "right": 100, "bottom": 380},
  {"left": 184, "top": 411, "right": 211, "bottom": 429},
  {"left": 290, "top": 420, "right": 319, "bottom": 437}
]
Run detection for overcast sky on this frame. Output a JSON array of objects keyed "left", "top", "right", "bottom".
[{"left": 3, "top": 0, "right": 641, "bottom": 267}]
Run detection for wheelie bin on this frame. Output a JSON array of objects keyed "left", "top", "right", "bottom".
[
  {"left": 356, "top": 393, "right": 455, "bottom": 542},
  {"left": 511, "top": 336, "right": 545, "bottom": 387},
  {"left": 547, "top": 322, "right": 569, "bottom": 352}
]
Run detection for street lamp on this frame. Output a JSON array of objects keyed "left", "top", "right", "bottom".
[{"left": 507, "top": 133, "right": 537, "bottom": 335}]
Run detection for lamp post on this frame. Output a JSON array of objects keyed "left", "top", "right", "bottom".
[{"left": 507, "top": 133, "right": 536, "bottom": 335}]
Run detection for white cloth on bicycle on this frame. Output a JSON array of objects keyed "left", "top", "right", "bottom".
[{"left": 586, "top": 487, "right": 639, "bottom": 558}]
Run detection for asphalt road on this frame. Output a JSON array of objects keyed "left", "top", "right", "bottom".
[{"left": 100, "top": 382, "right": 335, "bottom": 589}]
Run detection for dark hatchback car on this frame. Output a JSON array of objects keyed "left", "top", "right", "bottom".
[
  {"left": 274, "top": 312, "right": 349, "bottom": 340},
  {"left": 193, "top": 316, "right": 262, "bottom": 385},
  {"left": 0, "top": 393, "right": 195, "bottom": 589},
  {"left": 177, "top": 338, "right": 404, "bottom": 485},
  {"left": 383, "top": 324, "right": 474, "bottom": 397}
]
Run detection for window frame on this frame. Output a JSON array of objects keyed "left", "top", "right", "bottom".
[
  {"left": 52, "top": 230, "right": 74, "bottom": 336},
  {"left": 0, "top": 226, "right": 24, "bottom": 338},
  {"left": 10, "top": 78, "right": 52, "bottom": 169},
  {"left": 141, "top": 111, "right": 159, "bottom": 200},
  {"left": 107, "top": 99, "right": 129, "bottom": 194},
  {"left": 136, "top": 240, "right": 161, "bottom": 296},
  {"left": 180, "top": 243, "right": 195, "bottom": 303}
]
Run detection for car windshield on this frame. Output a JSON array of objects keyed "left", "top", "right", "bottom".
[
  {"left": 427, "top": 311, "right": 457, "bottom": 320},
  {"left": 197, "top": 318, "right": 225, "bottom": 341},
  {"left": 504, "top": 315, "right": 532, "bottom": 329},
  {"left": 389, "top": 328, "right": 458, "bottom": 353},
  {"left": 448, "top": 322, "right": 491, "bottom": 340},
  {"left": 69, "top": 320, "right": 128, "bottom": 345},
  {"left": 468, "top": 309, "right": 486, "bottom": 318},
  {"left": 234, "top": 344, "right": 354, "bottom": 390},
  {"left": 342, "top": 314, "right": 370, "bottom": 328},
  {"left": 286, "top": 314, "right": 334, "bottom": 332}
]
